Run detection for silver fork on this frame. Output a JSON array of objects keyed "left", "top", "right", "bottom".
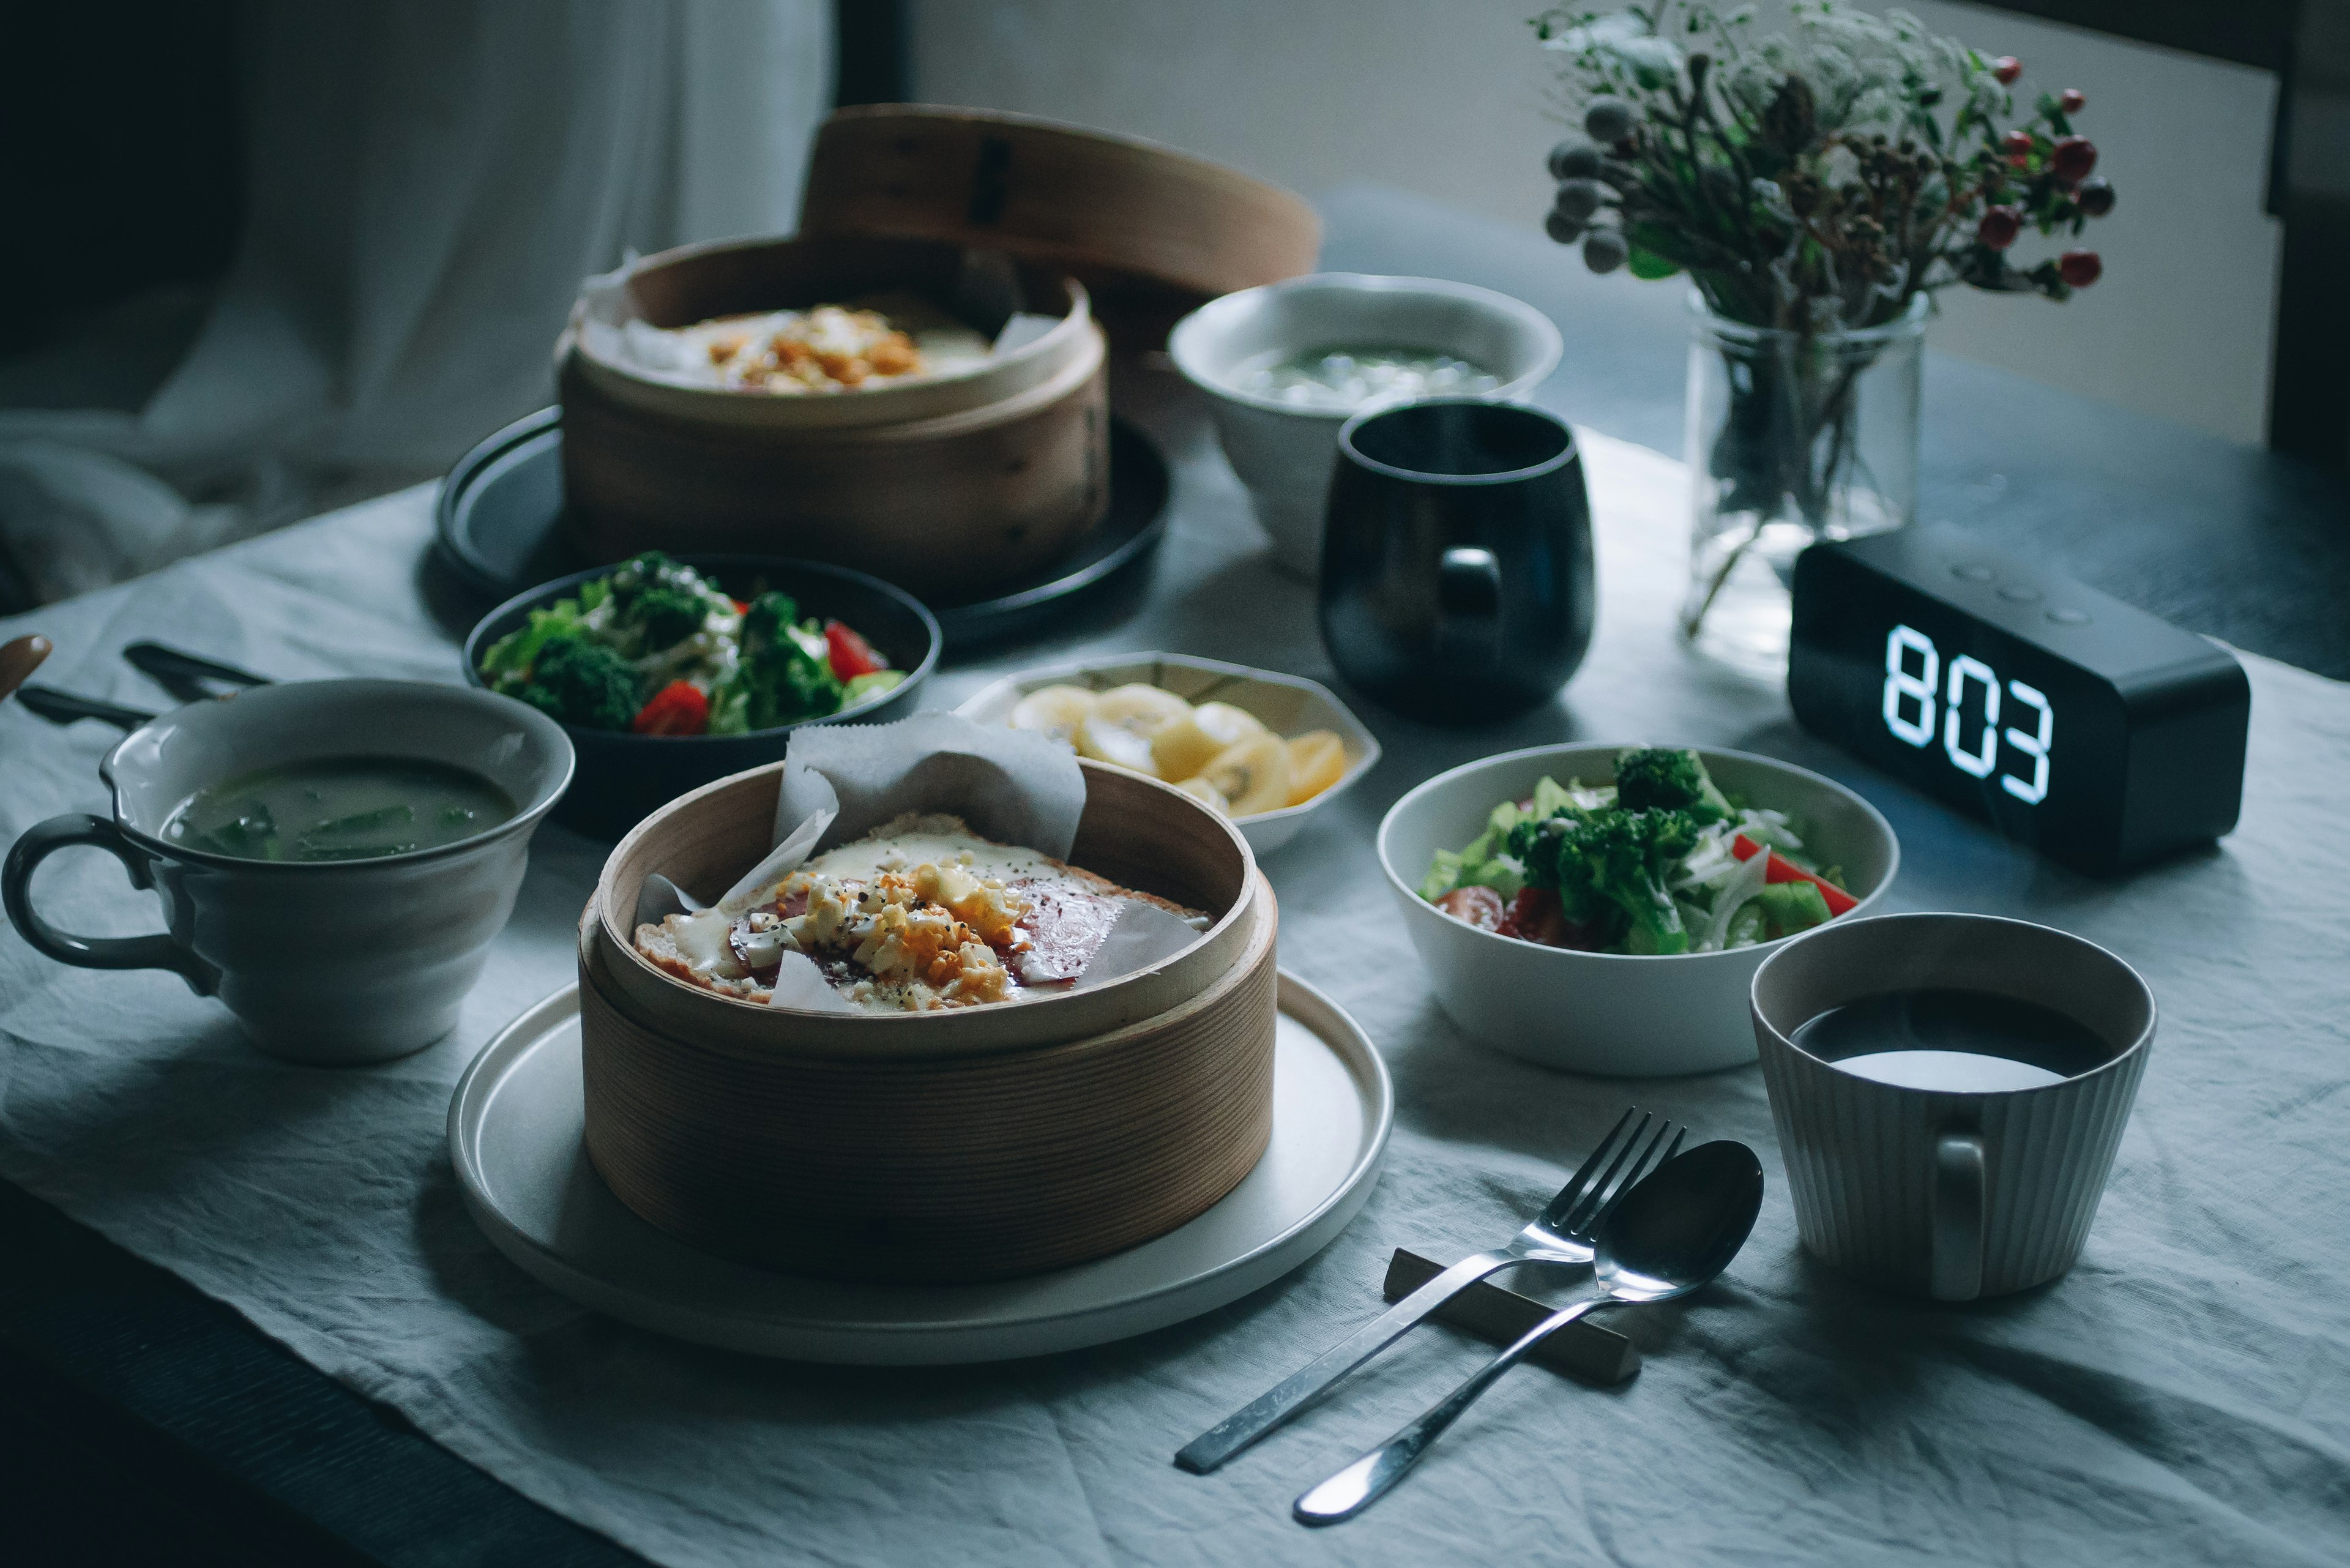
[{"left": 1174, "top": 1108, "right": 1684, "bottom": 1474}]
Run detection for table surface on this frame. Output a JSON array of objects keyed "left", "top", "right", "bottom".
[{"left": 4, "top": 187, "right": 2349, "bottom": 1568}]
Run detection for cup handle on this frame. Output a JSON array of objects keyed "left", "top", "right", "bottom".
[
  {"left": 3, "top": 814, "right": 218, "bottom": 995},
  {"left": 1930, "top": 1130, "right": 1986, "bottom": 1302},
  {"left": 1435, "top": 546, "right": 1504, "bottom": 673},
  {"left": 1438, "top": 547, "right": 1502, "bottom": 622}
]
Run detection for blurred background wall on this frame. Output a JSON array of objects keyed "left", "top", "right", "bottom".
[
  {"left": 909, "top": 0, "right": 2285, "bottom": 447},
  {"left": 0, "top": 0, "right": 832, "bottom": 608},
  {"left": 0, "top": 1, "right": 2325, "bottom": 611}
]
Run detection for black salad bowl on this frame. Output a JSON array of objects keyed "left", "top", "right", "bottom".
[{"left": 461, "top": 555, "right": 940, "bottom": 840}]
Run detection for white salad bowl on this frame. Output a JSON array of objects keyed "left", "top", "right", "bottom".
[
  {"left": 1377, "top": 743, "right": 1900, "bottom": 1076},
  {"left": 955, "top": 652, "right": 1381, "bottom": 857},
  {"left": 1168, "top": 274, "right": 1563, "bottom": 577}
]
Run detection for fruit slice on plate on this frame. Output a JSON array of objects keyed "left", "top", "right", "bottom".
[
  {"left": 1151, "top": 700, "right": 1266, "bottom": 780},
  {"left": 1094, "top": 684, "right": 1192, "bottom": 734},
  {"left": 1285, "top": 730, "right": 1346, "bottom": 805},
  {"left": 1078, "top": 714, "right": 1162, "bottom": 775},
  {"left": 1198, "top": 733, "right": 1291, "bottom": 816},
  {"left": 1009, "top": 685, "right": 1097, "bottom": 748}
]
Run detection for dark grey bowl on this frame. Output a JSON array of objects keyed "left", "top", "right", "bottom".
[{"left": 461, "top": 555, "right": 940, "bottom": 839}]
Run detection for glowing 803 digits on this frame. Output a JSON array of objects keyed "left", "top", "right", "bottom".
[{"left": 1881, "top": 625, "right": 2051, "bottom": 804}]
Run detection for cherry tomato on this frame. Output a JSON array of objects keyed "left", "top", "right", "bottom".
[
  {"left": 632, "top": 680, "right": 711, "bottom": 737},
  {"left": 1435, "top": 885, "right": 1505, "bottom": 931},
  {"left": 824, "top": 620, "right": 887, "bottom": 681},
  {"left": 1496, "top": 886, "right": 1605, "bottom": 949}
]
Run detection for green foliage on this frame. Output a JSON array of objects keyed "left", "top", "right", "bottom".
[{"left": 1531, "top": 1, "right": 2113, "bottom": 327}]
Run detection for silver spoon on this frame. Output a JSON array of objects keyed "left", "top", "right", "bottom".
[{"left": 1294, "top": 1140, "right": 1764, "bottom": 1526}]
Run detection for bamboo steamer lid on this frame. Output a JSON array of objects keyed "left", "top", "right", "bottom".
[{"left": 799, "top": 104, "right": 1321, "bottom": 350}]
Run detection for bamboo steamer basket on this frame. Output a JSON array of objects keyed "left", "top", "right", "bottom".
[
  {"left": 558, "top": 234, "right": 1109, "bottom": 598},
  {"left": 577, "top": 759, "right": 1280, "bottom": 1282},
  {"left": 800, "top": 105, "right": 1322, "bottom": 351},
  {"left": 564, "top": 233, "right": 1099, "bottom": 431}
]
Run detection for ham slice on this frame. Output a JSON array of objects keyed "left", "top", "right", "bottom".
[{"left": 1012, "top": 881, "right": 1122, "bottom": 984}]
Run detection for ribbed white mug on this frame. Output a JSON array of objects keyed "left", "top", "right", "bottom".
[{"left": 1751, "top": 913, "right": 2155, "bottom": 1301}]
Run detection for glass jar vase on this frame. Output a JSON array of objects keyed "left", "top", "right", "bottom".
[{"left": 1679, "top": 291, "right": 1927, "bottom": 678}]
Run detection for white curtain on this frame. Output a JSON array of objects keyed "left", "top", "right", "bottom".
[{"left": 0, "top": 0, "right": 834, "bottom": 603}]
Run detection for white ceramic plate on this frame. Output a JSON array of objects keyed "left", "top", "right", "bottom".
[
  {"left": 954, "top": 651, "right": 1381, "bottom": 857},
  {"left": 448, "top": 971, "right": 1392, "bottom": 1364}
]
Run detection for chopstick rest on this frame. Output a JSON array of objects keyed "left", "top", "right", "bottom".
[{"left": 1382, "top": 1248, "right": 1639, "bottom": 1385}]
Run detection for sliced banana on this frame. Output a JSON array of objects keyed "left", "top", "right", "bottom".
[
  {"left": 1076, "top": 713, "right": 1162, "bottom": 776},
  {"left": 1008, "top": 685, "right": 1096, "bottom": 747},
  {"left": 1173, "top": 775, "right": 1231, "bottom": 815},
  {"left": 1198, "top": 733, "right": 1291, "bottom": 816},
  {"left": 1285, "top": 730, "right": 1347, "bottom": 804},
  {"left": 1091, "top": 684, "right": 1192, "bottom": 736}
]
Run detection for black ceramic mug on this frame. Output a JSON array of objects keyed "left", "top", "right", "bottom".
[{"left": 1318, "top": 399, "right": 1594, "bottom": 724}]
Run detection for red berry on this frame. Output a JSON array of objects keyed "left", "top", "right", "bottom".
[
  {"left": 2074, "top": 177, "right": 2115, "bottom": 217},
  {"left": 1977, "top": 206, "right": 2021, "bottom": 250},
  {"left": 1993, "top": 56, "right": 2023, "bottom": 86},
  {"left": 2001, "top": 130, "right": 2034, "bottom": 165},
  {"left": 2050, "top": 136, "right": 2097, "bottom": 184},
  {"left": 2059, "top": 88, "right": 2086, "bottom": 114},
  {"left": 2059, "top": 249, "right": 2102, "bottom": 288}
]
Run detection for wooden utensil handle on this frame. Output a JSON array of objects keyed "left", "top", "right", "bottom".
[
  {"left": 1382, "top": 1247, "right": 1640, "bottom": 1385},
  {"left": 0, "top": 634, "right": 52, "bottom": 701}
]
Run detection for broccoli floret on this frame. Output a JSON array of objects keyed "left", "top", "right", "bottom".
[
  {"left": 739, "top": 590, "right": 801, "bottom": 653},
  {"left": 1612, "top": 747, "right": 1732, "bottom": 822},
  {"left": 519, "top": 637, "right": 642, "bottom": 731},
  {"left": 628, "top": 586, "right": 710, "bottom": 650},
  {"left": 608, "top": 552, "right": 717, "bottom": 652},
  {"left": 480, "top": 599, "right": 588, "bottom": 681},
  {"left": 1509, "top": 807, "right": 1704, "bottom": 955},
  {"left": 728, "top": 591, "right": 842, "bottom": 729}
]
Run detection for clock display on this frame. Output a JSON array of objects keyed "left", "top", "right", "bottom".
[
  {"left": 1788, "top": 527, "right": 2248, "bottom": 875},
  {"left": 1878, "top": 624, "right": 2051, "bottom": 804}
]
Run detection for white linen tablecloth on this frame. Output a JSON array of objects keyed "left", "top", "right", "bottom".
[{"left": 3, "top": 375, "right": 2347, "bottom": 1567}]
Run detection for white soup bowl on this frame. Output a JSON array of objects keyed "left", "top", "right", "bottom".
[{"left": 1168, "top": 274, "right": 1562, "bottom": 577}]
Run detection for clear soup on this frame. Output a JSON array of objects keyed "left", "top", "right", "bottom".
[{"left": 165, "top": 756, "right": 515, "bottom": 863}]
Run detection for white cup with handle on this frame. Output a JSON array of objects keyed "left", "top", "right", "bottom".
[
  {"left": 1751, "top": 912, "right": 2155, "bottom": 1301},
  {"left": 5, "top": 678, "right": 573, "bottom": 1064}
]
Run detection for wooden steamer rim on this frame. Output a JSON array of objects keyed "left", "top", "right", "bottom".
[
  {"left": 561, "top": 232, "right": 1100, "bottom": 431},
  {"left": 589, "top": 756, "right": 1263, "bottom": 1062},
  {"left": 558, "top": 328, "right": 1108, "bottom": 599},
  {"left": 578, "top": 868, "right": 1282, "bottom": 1282}
]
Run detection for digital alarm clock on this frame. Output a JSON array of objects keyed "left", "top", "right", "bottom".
[{"left": 1788, "top": 526, "right": 2248, "bottom": 875}]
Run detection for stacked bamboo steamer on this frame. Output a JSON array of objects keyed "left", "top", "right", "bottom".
[
  {"left": 556, "top": 105, "right": 1320, "bottom": 600},
  {"left": 578, "top": 758, "right": 1280, "bottom": 1283}
]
